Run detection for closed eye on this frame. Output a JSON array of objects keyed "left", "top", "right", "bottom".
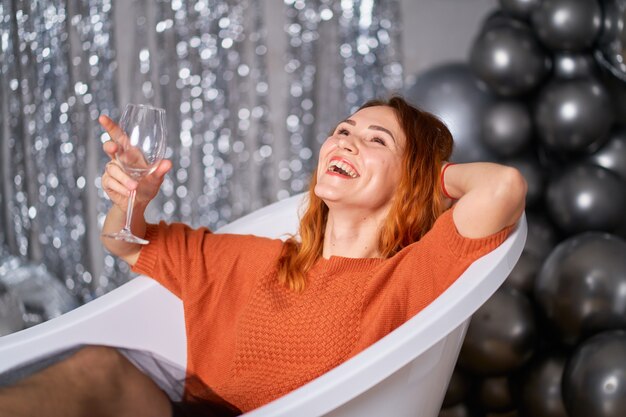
[
  {"left": 337, "top": 128, "right": 350, "bottom": 135},
  {"left": 372, "top": 136, "right": 386, "bottom": 145}
]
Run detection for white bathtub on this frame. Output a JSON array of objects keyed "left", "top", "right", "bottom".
[{"left": 0, "top": 193, "right": 526, "bottom": 417}]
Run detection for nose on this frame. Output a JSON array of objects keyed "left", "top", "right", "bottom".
[{"left": 337, "top": 135, "right": 357, "bottom": 154}]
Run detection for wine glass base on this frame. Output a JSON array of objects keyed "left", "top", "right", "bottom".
[{"left": 101, "top": 230, "right": 150, "bottom": 245}]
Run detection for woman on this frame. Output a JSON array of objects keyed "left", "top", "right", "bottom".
[{"left": 0, "top": 97, "right": 526, "bottom": 417}]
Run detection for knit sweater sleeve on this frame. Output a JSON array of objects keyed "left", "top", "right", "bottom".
[
  {"left": 130, "top": 222, "right": 283, "bottom": 299},
  {"left": 429, "top": 206, "right": 513, "bottom": 261},
  {"left": 402, "top": 206, "right": 514, "bottom": 314}
]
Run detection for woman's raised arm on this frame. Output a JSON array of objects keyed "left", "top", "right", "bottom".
[
  {"left": 99, "top": 115, "right": 172, "bottom": 266},
  {"left": 441, "top": 162, "right": 527, "bottom": 238}
]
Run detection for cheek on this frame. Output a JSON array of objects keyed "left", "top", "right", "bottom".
[
  {"left": 317, "top": 140, "right": 335, "bottom": 174},
  {"left": 375, "top": 157, "right": 403, "bottom": 189},
  {"left": 318, "top": 139, "right": 334, "bottom": 160}
]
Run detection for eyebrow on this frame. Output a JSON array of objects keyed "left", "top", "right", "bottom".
[{"left": 340, "top": 118, "right": 396, "bottom": 144}]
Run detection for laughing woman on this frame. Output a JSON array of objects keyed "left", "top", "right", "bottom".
[{"left": 0, "top": 96, "right": 526, "bottom": 417}]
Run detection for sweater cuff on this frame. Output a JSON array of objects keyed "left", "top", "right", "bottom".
[
  {"left": 441, "top": 208, "right": 514, "bottom": 259},
  {"left": 131, "top": 223, "right": 161, "bottom": 276}
]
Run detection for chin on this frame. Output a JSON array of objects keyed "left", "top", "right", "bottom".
[{"left": 313, "top": 183, "right": 336, "bottom": 201}]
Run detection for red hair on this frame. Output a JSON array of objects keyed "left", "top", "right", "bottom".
[{"left": 277, "top": 96, "right": 454, "bottom": 292}]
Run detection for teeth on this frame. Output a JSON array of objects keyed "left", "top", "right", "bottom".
[{"left": 328, "top": 160, "right": 358, "bottom": 178}]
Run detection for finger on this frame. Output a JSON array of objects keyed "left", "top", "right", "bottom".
[
  {"left": 102, "top": 174, "right": 131, "bottom": 197},
  {"left": 102, "top": 140, "right": 118, "bottom": 160},
  {"left": 143, "top": 159, "right": 172, "bottom": 188},
  {"left": 154, "top": 159, "right": 173, "bottom": 178},
  {"left": 105, "top": 161, "right": 138, "bottom": 190},
  {"left": 98, "top": 115, "right": 124, "bottom": 142}
]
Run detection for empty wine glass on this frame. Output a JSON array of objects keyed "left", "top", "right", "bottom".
[{"left": 102, "top": 104, "right": 167, "bottom": 244}]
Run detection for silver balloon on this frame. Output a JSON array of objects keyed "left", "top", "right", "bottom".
[
  {"left": 553, "top": 53, "right": 599, "bottom": 79},
  {"left": 586, "top": 127, "right": 626, "bottom": 181},
  {"left": 563, "top": 330, "right": 626, "bottom": 417},
  {"left": 499, "top": 0, "right": 541, "bottom": 20},
  {"left": 469, "top": 22, "right": 551, "bottom": 96},
  {"left": 0, "top": 282, "right": 25, "bottom": 336},
  {"left": 458, "top": 287, "right": 537, "bottom": 376},
  {"left": 535, "top": 78, "right": 614, "bottom": 153},
  {"left": 535, "top": 233, "right": 626, "bottom": 346},
  {"left": 482, "top": 101, "right": 532, "bottom": 157},
  {"left": 545, "top": 164, "right": 626, "bottom": 235},
  {"left": 595, "top": 0, "right": 626, "bottom": 82},
  {"left": 519, "top": 353, "right": 568, "bottom": 417},
  {"left": 406, "top": 63, "right": 497, "bottom": 163},
  {"left": 0, "top": 254, "right": 78, "bottom": 327},
  {"left": 531, "top": 0, "right": 603, "bottom": 51}
]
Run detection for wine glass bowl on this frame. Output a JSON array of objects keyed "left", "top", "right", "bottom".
[
  {"left": 102, "top": 104, "right": 167, "bottom": 245},
  {"left": 116, "top": 106, "right": 167, "bottom": 177}
]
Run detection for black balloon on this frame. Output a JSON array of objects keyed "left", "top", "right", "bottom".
[
  {"left": 545, "top": 164, "right": 626, "bottom": 234},
  {"left": 535, "top": 233, "right": 626, "bottom": 346},
  {"left": 562, "top": 330, "right": 626, "bottom": 417},
  {"left": 476, "top": 376, "right": 515, "bottom": 412},
  {"left": 482, "top": 101, "right": 532, "bottom": 157},
  {"left": 553, "top": 53, "right": 599, "bottom": 79},
  {"left": 469, "top": 22, "right": 551, "bottom": 96},
  {"left": 586, "top": 127, "right": 626, "bottom": 181},
  {"left": 499, "top": 0, "right": 541, "bottom": 20},
  {"left": 524, "top": 213, "right": 558, "bottom": 260},
  {"left": 504, "top": 155, "right": 545, "bottom": 207},
  {"left": 459, "top": 287, "right": 536, "bottom": 376},
  {"left": 406, "top": 63, "right": 497, "bottom": 163},
  {"left": 503, "top": 251, "right": 542, "bottom": 294},
  {"left": 595, "top": 0, "right": 626, "bottom": 82},
  {"left": 519, "top": 353, "right": 568, "bottom": 417},
  {"left": 485, "top": 410, "right": 520, "bottom": 417},
  {"left": 443, "top": 369, "right": 472, "bottom": 408},
  {"left": 531, "top": 0, "right": 603, "bottom": 51},
  {"left": 535, "top": 78, "right": 614, "bottom": 154},
  {"left": 439, "top": 403, "right": 478, "bottom": 417},
  {"left": 482, "top": 10, "right": 530, "bottom": 33},
  {"left": 599, "top": 61, "right": 626, "bottom": 125}
]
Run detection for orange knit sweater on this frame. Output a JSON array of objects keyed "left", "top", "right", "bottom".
[{"left": 132, "top": 207, "right": 511, "bottom": 412}]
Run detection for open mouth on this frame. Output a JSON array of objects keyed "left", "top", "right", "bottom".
[{"left": 327, "top": 159, "right": 359, "bottom": 178}]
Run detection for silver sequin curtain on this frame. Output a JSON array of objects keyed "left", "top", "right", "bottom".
[
  {"left": 0, "top": 0, "right": 402, "bottom": 309},
  {"left": 127, "top": 0, "right": 275, "bottom": 229},
  {"left": 0, "top": 0, "right": 117, "bottom": 302},
  {"left": 281, "top": 0, "right": 403, "bottom": 195}
]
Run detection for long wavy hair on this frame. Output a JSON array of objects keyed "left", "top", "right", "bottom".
[{"left": 276, "top": 96, "right": 454, "bottom": 292}]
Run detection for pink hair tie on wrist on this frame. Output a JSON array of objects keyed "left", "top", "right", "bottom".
[{"left": 441, "top": 163, "right": 457, "bottom": 200}]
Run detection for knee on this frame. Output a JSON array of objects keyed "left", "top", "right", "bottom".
[
  {"left": 70, "top": 346, "right": 172, "bottom": 417},
  {"left": 68, "top": 346, "right": 129, "bottom": 390}
]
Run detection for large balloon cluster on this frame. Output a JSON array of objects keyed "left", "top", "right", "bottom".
[{"left": 407, "top": 1, "right": 626, "bottom": 416}]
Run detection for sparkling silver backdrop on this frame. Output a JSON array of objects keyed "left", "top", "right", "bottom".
[
  {"left": 0, "top": 0, "right": 402, "bottom": 315},
  {"left": 1, "top": 0, "right": 117, "bottom": 305}
]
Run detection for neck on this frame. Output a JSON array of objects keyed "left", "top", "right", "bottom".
[{"left": 322, "top": 207, "right": 387, "bottom": 259}]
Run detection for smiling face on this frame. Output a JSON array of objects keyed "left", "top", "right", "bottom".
[{"left": 314, "top": 105, "right": 406, "bottom": 214}]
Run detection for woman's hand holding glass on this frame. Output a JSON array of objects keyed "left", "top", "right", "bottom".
[{"left": 99, "top": 104, "right": 171, "bottom": 245}]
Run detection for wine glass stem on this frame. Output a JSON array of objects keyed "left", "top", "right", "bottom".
[{"left": 124, "top": 189, "right": 137, "bottom": 233}]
